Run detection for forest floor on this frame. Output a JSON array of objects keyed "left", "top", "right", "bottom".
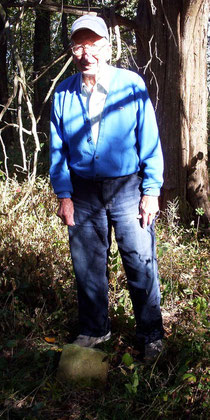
[{"left": 0, "top": 177, "right": 209, "bottom": 420}]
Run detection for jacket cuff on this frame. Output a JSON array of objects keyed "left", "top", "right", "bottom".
[
  {"left": 57, "top": 192, "right": 72, "bottom": 199},
  {"left": 142, "top": 188, "right": 160, "bottom": 197}
]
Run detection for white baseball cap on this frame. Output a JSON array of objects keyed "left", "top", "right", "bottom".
[{"left": 71, "top": 15, "right": 109, "bottom": 40}]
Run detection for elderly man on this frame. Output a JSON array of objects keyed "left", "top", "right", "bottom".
[{"left": 50, "top": 15, "right": 164, "bottom": 361}]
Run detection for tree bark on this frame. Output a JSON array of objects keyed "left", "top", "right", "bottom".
[
  {"left": 33, "top": 9, "right": 51, "bottom": 138},
  {"left": 61, "top": 12, "right": 69, "bottom": 50},
  {"left": 0, "top": 6, "right": 14, "bottom": 147},
  {"left": 136, "top": 0, "right": 209, "bottom": 221}
]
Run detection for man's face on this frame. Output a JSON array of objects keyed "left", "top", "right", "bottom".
[{"left": 71, "top": 29, "right": 110, "bottom": 76}]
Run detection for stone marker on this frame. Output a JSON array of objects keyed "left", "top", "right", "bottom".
[{"left": 57, "top": 344, "right": 109, "bottom": 388}]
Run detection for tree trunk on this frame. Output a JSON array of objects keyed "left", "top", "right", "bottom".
[
  {"left": 33, "top": 9, "right": 51, "bottom": 140},
  {"left": 0, "top": 7, "right": 14, "bottom": 147},
  {"left": 136, "top": 0, "right": 209, "bottom": 221},
  {"left": 61, "top": 12, "right": 69, "bottom": 50}
]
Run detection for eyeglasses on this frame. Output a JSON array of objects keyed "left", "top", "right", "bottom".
[{"left": 71, "top": 43, "right": 105, "bottom": 57}]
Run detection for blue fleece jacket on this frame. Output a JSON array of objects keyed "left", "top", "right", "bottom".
[{"left": 50, "top": 66, "right": 163, "bottom": 198}]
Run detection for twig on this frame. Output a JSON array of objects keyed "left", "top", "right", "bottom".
[
  {"left": 32, "top": 50, "right": 68, "bottom": 84},
  {"left": 0, "top": 132, "right": 9, "bottom": 180},
  {"left": 115, "top": 25, "right": 121, "bottom": 61},
  {"left": 52, "top": 0, "right": 64, "bottom": 42},
  {"left": 143, "top": 35, "right": 162, "bottom": 110},
  {"left": 0, "top": 367, "right": 56, "bottom": 418},
  {"left": 110, "top": 6, "right": 122, "bottom": 61},
  {"left": 149, "top": 0, "right": 157, "bottom": 15},
  {"left": 17, "top": 84, "right": 27, "bottom": 171},
  {"left": 14, "top": 3, "right": 25, "bottom": 31},
  {"left": 6, "top": 1, "right": 138, "bottom": 30},
  {"left": 36, "top": 55, "right": 73, "bottom": 124},
  {"left": 122, "top": 37, "right": 140, "bottom": 71},
  {"left": 0, "top": 104, "right": 16, "bottom": 111},
  {"left": 7, "top": 10, "right": 41, "bottom": 174},
  {"left": 6, "top": 1, "right": 101, "bottom": 15},
  {"left": 1, "top": 16, "right": 41, "bottom": 211},
  {"left": 2, "top": 122, "right": 31, "bottom": 135},
  {"left": 108, "top": 24, "right": 113, "bottom": 64},
  {"left": 160, "top": 0, "right": 177, "bottom": 47},
  {"left": 0, "top": 74, "right": 18, "bottom": 122}
]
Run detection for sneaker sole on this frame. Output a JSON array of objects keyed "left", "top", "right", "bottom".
[{"left": 89, "top": 331, "right": 111, "bottom": 347}]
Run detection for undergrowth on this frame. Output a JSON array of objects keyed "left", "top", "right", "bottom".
[{"left": 0, "top": 178, "right": 209, "bottom": 420}]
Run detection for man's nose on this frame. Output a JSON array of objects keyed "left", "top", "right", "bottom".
[
  {"left": 82, "top": 48, "right": 92, "bottom": 58},
  {"left": 82, "top": 50, "right": 95, "bottom": 61}
]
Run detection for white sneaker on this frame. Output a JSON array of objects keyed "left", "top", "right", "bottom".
[
  {"left": 144, "top": 339, "right": 163, "bottom": 362},
  {"left": 72, "top": 331, "right": 111, "bottom": 348}
]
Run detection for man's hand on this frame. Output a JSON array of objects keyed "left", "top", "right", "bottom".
[
  {"left": 138, "top": 195, "right": 159, "bottom": 229},
  {"left": 57, "top": 198, "right": 75, "bottom": 226}
]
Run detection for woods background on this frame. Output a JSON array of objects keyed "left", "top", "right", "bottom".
[
  {"left": 0, "top": 0, "right": 209, "bottom": 221},
  {"left": 0, "top": 2, "right": 209, "bottom": 419}
]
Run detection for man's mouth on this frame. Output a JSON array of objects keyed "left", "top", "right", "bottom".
[
  {"left": 81, "top": 64, "right": 97, "bottom": 74},
  {"left": 81, "top": 62, "right": 95, "bottom": 68}
]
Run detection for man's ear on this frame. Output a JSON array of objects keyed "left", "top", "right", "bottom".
[
  {"left": 72, "top": 53, "right": 77, "bottom": 64},
  {"left": 105, "top": 43, "right": 112, "bottom": 62}
]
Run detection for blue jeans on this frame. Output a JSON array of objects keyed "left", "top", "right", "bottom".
[{"left": 68, "top": 172, "right": 164, "bottom": 344}]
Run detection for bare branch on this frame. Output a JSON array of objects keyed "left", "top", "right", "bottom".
[
  {"left": 110, "top": 6, "right": 122, "bottom": 62},
  {"left": 31, "top": 50, "right": 69, "bottom": 84},
  {"left": 0, "top": 74, "right": 18, "bottom": 122},
  {"left": 19, "top": 75, "right": 41, "bottom": 174},
  {"left": 17, "top": 84, "right": 27, "bottom": 171},
  {"left": 121, "top": 38, "right": 140, "bottom": 72},
  {"left": 149, "top": 0, "right": 157, "bottom": 15},
  {"left": 14, "top": 4, "right": 25, "bottom": 31},
  {"left": 6, "top": 1, "right": 100, "bottom": 15},
  {"left": 51, "top": 0, "right": 64, "bottom": 43},
  {"left": 0, "top": 132, "right": 9, "bottom": 180},
  {"left": 0, "top": 113, "right": 10, "bottom": 205},
  {"left": 6, "top": 1, "right": 137, "bottom": 30},
  {"left": 2, "top": 12, "right": 41, "bottom": 192},
  {"left": 11, "top": 186, "right": 33, "bottom": 213},
  {"left": 160, "top": 0, "right": 177, "bottom": 47},
  {"left": 36, "top": 55, "right": 73, "bottom": 124},
  {"left": 143, "top": 35, "right": 163, "bottom": 110},
  {"left": 115, "top": 26, "right": 122, "bottom": 61},
  {"left": 2, "top": 122, "right": 31, "bottom": 135}
]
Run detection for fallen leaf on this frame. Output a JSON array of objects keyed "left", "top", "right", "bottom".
[{"left": 44, "top": 337, "right": 56, "bottom": 343}]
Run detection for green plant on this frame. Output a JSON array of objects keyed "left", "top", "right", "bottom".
[{"left": 195, "top": 207, "right": 205, "bottom": 241}]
